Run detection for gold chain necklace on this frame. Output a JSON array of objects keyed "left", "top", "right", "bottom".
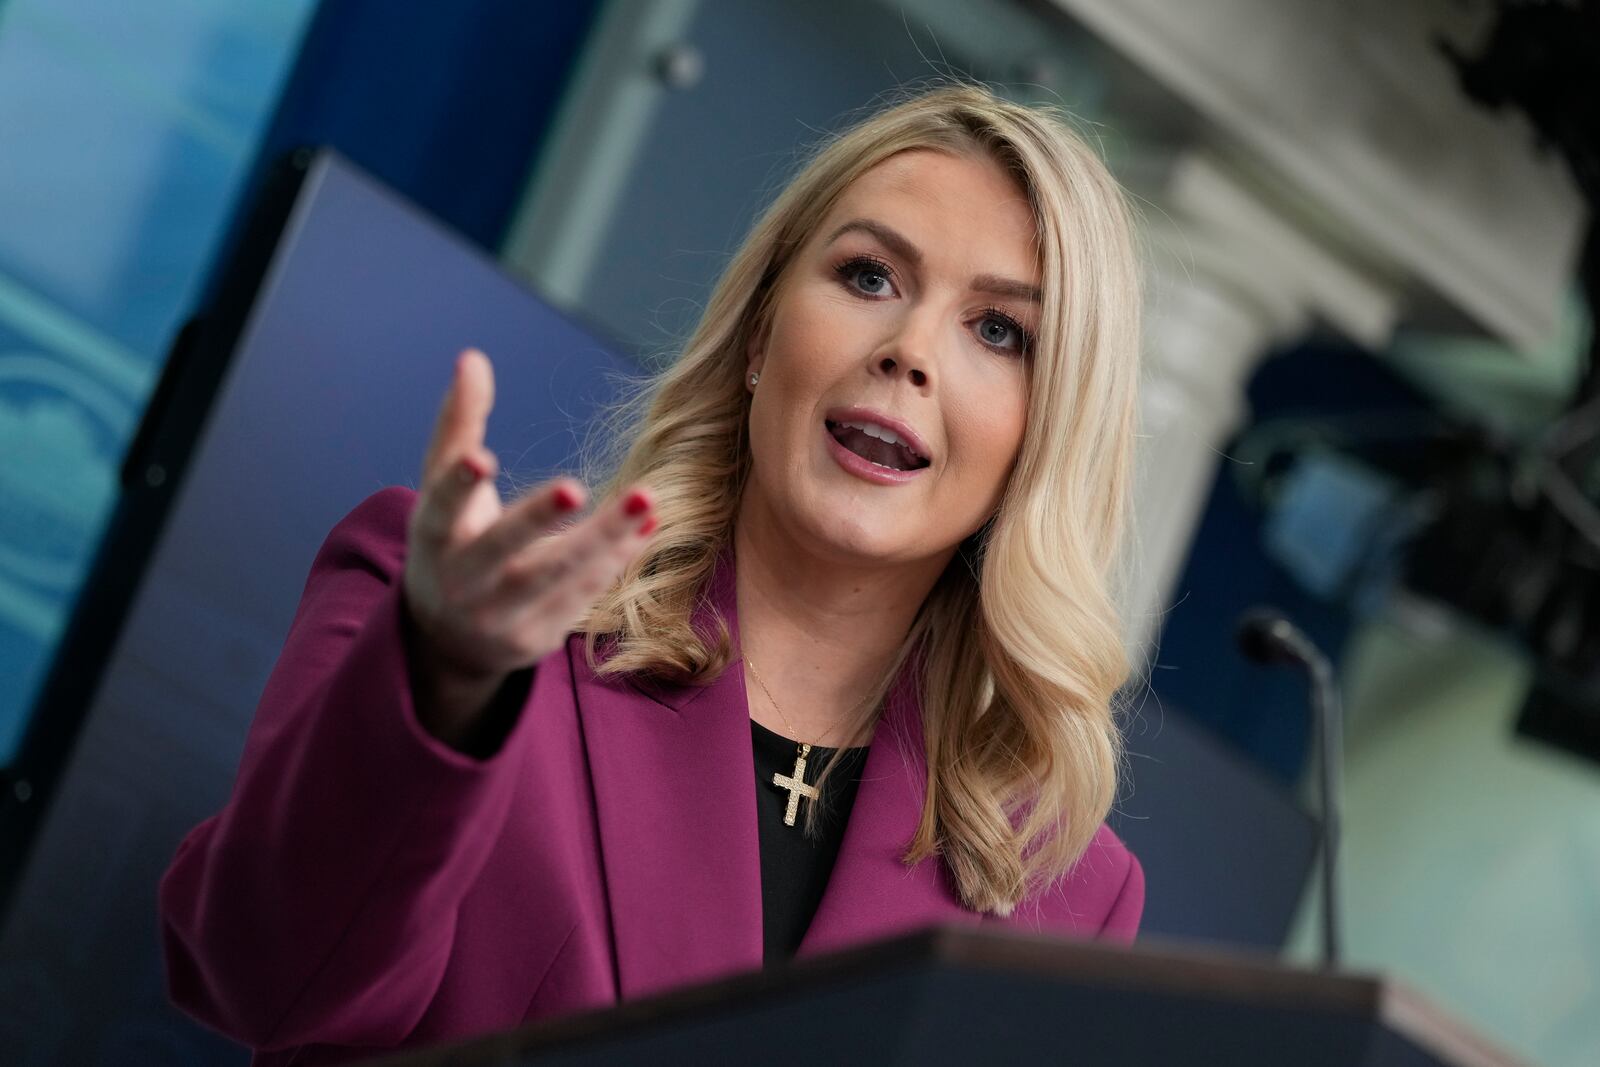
[{"left": 745, "top": 654, "right": 874, "bottom": 829}]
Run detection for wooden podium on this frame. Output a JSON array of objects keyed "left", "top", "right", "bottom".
[{"left": 362, "top": 926, "right": 1526, "bottom": 1066}]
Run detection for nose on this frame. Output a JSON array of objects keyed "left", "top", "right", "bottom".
[
  {"left": 876, "top": 354, "right": 927, "bottom": 388},
  {"left": 874, "top": 307, "right": 936, "bottom": 389}
]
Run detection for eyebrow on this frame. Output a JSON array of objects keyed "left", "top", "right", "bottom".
[{"left": 823, "top": 217, "right": 1042, "bottom": 303}]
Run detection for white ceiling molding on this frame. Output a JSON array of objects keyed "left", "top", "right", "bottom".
[
  {"left": 1164, "top": 153, "right": 1402, "bottom": 350},
  {"left": 1047, "top": 0, "right": 1585, "bottom": 354}
]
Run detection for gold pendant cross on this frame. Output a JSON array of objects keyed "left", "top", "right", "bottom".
[{"left": 771, "top": 743, "right": 819, "bottom": 827}]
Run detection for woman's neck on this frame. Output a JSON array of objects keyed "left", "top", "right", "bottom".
[{"left": 731, "top": 493, "right": 951, "bottom": 746}]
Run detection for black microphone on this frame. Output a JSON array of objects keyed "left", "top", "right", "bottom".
[{"left": 1235, "top": 607, "right": 1344, "bottom": 969}]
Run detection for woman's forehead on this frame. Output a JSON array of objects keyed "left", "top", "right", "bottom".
[
  {"left": 841, "top": 148, "right": 1026, "bottom": 206},
  {"left": 817, "top": 150, "right": 1041, "bottom": 275}
]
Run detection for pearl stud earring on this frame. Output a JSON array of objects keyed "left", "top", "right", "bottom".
[{"left": 749, "top": 372, "right": 760, "bottom": 387}]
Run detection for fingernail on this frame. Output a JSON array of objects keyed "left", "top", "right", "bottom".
[
  {"left": 623, "top": 490, "right": 650, "bottom": 517},
  {"left": 553, "top": 485, "right": 582, "bottom": 512},
  {"left": 456, "top": 456, "right": 484, "bottom": 484},
  {"left": 638, "top": 516, "right": 659, "bottom": 536}
]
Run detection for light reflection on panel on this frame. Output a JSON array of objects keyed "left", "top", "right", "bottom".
[{"left": 0, "top": 0, "right": 316, "bottom": 765}]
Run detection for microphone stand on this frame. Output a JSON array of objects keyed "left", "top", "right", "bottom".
[
  {"left": 1305, "top": 645, "right": 1344, "bottom": 970},
  {"left": 1236, "top": 609, "right": 1345, "bottom": 969}
]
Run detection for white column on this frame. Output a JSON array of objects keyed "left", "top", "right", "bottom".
[{"left": 1126, "top": 154, "right": 1400, "bottom": 657}]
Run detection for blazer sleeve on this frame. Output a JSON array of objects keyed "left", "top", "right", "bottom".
[
  {"left": 1096, "top": 847, "right": 1146, "bottom": 944},
  {"left": 157, "top": 486, "right": 542, "bottom": 1052}
]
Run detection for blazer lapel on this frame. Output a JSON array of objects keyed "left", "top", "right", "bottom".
[
  {"left": 572, "top": 542, "right": 978, "bottom": 998},
  {"left": 796, "top": 650, "right": 981, "bottom": 958},
  {"left": 571, "top": 546, "right": 763, "bottom": 999}
]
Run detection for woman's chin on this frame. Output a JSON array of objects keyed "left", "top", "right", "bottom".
[
  {"left": 790, "top": 506, "right": 928, "bottom": 567},
  {"left": 743, "top": 469, "right": 938, "bottom": 565}
]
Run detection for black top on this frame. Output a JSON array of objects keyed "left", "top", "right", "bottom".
[{"left": 750, "top": 718, "right": 870, "bottom": 964}]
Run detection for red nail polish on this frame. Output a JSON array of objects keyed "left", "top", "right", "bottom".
[
  {"left": 553, "top": 485, "right": 581, "bottom": 512},
  {"left": 624, "top": 490, "right": 650, "bottom": 517},
  {"left": 638, "top": 516, "right": 659, "bottom": 536},
  {"left": 456, "top": 456, "right": 484, "bottom": 483}
]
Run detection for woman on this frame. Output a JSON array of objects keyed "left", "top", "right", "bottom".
[{"left": 159, "top": 83, "right": 1147, "bottom": 1065}]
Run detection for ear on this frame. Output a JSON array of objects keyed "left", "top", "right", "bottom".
[{"left": 744, "top": 319, "right": 769, "bottom": 391}]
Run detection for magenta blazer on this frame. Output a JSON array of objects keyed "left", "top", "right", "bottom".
[{"left": 159, "top": 487, "right": 1144, "bottom": 1065}]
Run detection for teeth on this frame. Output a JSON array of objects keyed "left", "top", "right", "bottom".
[{"left": 839, "top": 419, "right": 916, "bottom": 455}]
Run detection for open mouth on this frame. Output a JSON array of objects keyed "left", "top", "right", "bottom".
[{"left": 825, "top": 419, "right": 931, "bottom": 472}]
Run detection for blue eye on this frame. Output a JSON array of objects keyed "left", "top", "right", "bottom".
[
  {"left": 976, "top": 308, "right": 1032, "bottom": 355},
  {"left": 835, "top": 255, "right": 897, "bottom": 297}
]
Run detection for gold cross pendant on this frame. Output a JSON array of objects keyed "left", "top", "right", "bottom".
[{"left": 771, "top": 743, "right": 820, "bottom": 827}]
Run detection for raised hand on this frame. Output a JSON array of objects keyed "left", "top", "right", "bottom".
[{"left": 401, "top": 349, "right": 657, "bottom": 749}]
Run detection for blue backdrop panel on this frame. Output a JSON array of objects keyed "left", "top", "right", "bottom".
[
  {"left": 1112, "top": 702, "right": 1318, "bottom": 949},
  {"left": 0, "top": 151, "right": 637, "bottom": 1066}
]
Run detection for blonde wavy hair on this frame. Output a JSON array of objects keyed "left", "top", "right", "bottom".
[{"left": 574, "top": 82, "right": 1145, "bottom": 917}]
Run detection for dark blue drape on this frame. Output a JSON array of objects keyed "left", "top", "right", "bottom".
[{"left": 236, "top": 0, "right": 600, "bottom": 260}]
